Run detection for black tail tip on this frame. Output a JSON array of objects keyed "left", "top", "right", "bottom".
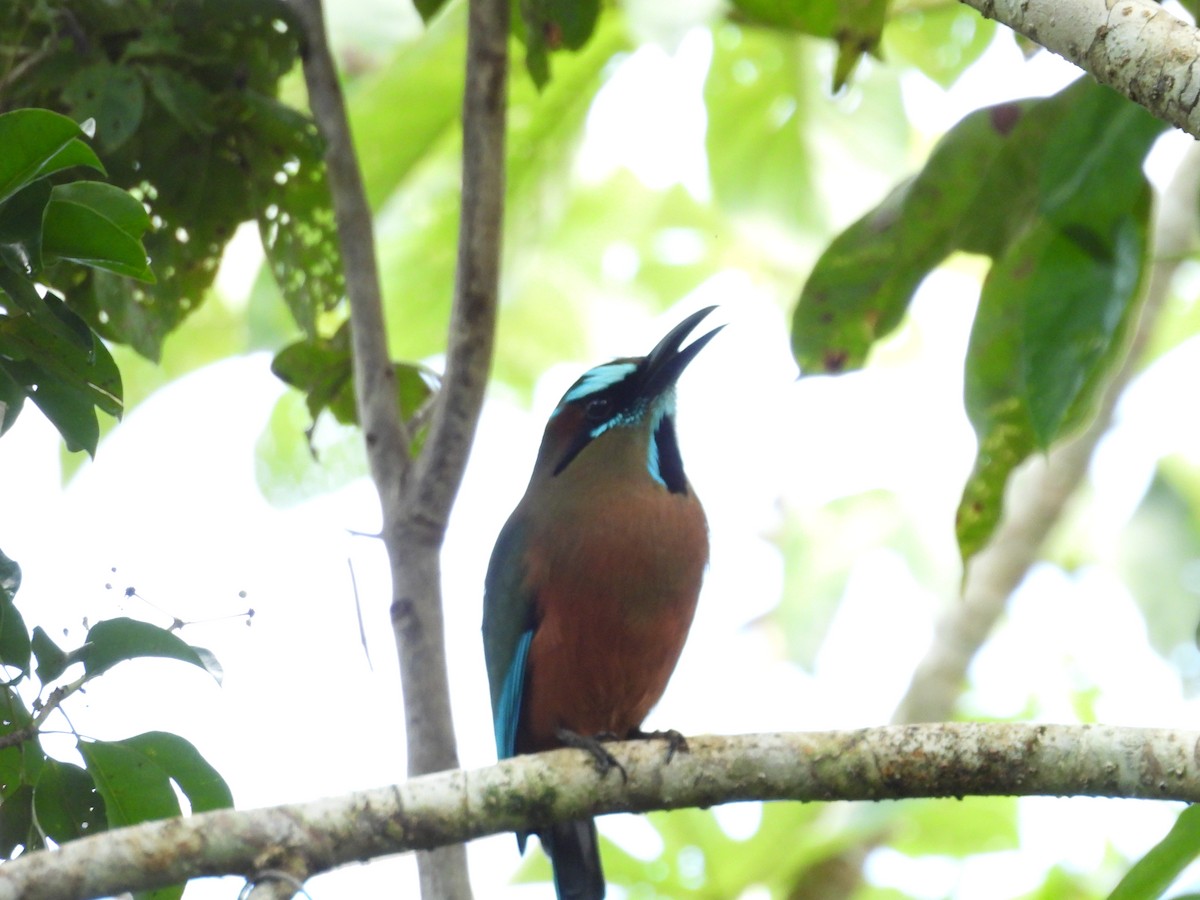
[{"left": 541, "top": 818, "right": 605, "bottom": 900}]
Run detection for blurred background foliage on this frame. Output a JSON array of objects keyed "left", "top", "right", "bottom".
[{"left": 5, "top": 0, "right": 1200, "bottom": 897}]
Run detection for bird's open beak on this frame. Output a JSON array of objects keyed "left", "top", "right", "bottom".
[{"left": 640, "top": 305, "right": 723, "bottom": 399}]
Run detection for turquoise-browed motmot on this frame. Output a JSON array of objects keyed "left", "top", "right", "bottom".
[{"left": 483, "top": 306, "right": 721, "bottom": 899}]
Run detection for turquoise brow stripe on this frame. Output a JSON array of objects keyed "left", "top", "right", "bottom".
[{"left": 556, "top": 362, "right": 637, "bottom": 410}]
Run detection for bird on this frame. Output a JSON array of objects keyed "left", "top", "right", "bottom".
[{"left": 483, "top": 306, "right": 721, "bottom": 899}]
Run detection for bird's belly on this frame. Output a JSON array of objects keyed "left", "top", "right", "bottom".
[
  {"left": 522, "top": 605, "right": 691, "bottom": 749},
  {"left": 518, "top": 490, "right": 707, "bottom": 752}
]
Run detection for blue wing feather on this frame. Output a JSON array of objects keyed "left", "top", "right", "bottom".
[
  {"left": 483, "top": 512, "right": 539, "bottom": 855},
  {"left": 494, "top": 629, "right": 533, "bottom": 760},
  {"left": 483, "top": 512, "right": 537, "bottom": 758}
]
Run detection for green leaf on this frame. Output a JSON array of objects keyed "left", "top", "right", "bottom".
[
  {"left": 0, "top": 550, "right": 19, "bottom": 604},
  {"left": 0, "top": 273, "right": 124, "bottom": 455},
  {"left": 271, "top": 332, "right": 356, "bottom": 425},
  {"left": 0, "top": 262, "right": 45, "bottom": 315},
  {"left": 1120, "top": 465, "right": 1200, "bottom": 661},
  {"left": 239, "top": 93, "right": 342, "bottom": 337},
  {"left": 413, "top": 0, "right": 451, "bottom": 22},
  {"left": 0, "top": 783, "right": 33, "bottom": 857},
  {"left": 517, "top": 0, "right": 601, "bottom": 87},
  {"left": 0, "top": 685, "right": 33, "bottom": 734},
  {"left": 79, "top": 738, "right": 180, "bottom": 828},
  {"left": 119, "top": 732, "right": 232, "bottom": 814},
  {"left": 831, "top": 0, "right": 887, "bottom": 89},
  {"left": 704, "top": 26, "right": 821, "bottom": 234},
  {"left": 888, "top": 797, "right": 1018, "bottom": 857},
  {"left": 8, "top": 366, "right": 101, "bottom": 456},
  {"left": 0, "top": 179, "right": 52, "bottom": 276},
  {"left": 30, "top": 627, "right": 69, "bottom": 684},
  {"left": 0, "top": 367, "right": 23, "bottom": 436},
  {"left": 78, "top": 733, "right": 230, "bottom": 862},
  {"left": 254, "top": 389, "right": 368, "bottom": 507},
  {"left": 1108, "top": 804, "right": 1200, "bottom": 900},
  {"left": 730, "top": 0, "right": 837, "bottom": 34},
  {"left": 39, "top": 137, "right": 108, "bottom": 184},
  {"left": 51, "top": 182, "right": 152, "bottom": 239},
  {"left": 62, "top": 62, "right": 147, "bottom": 152},
  {"left": 42, "top": 198, "right": 155, "bottom": 281},
  {"left": 16, "top": 4, "right": 306, "bottom": 362},
  {"left": 0, "top": 109, "right": 104, "bottom": 206},
  {"left": 0, "top": 593, "right": 29, "bottom": 680},
  {"left": 142, "top": 66, "right": 216, "bottom": 136},
  {"left": 883, "top": 6, "right": 996, "bottom": 89},
  {"left": 792, "top": 78, "right": 1165, "bottom": 564},
  {"left": 955, "top": 205, "right": 1150, "bottom": 561},
  {"left": 271, "top": 327, "right": 434, "bottom": 430},
  {"left": 594, "top": 803, "right": 879, "bottom": 896},
  {"left": 956, "top": 88, "right": 1161, "bottom": 562},
  {"left": 33, "top": 760, "right": 105, "bottom": 844},
  {"left": 1018, "top": 208, "right": 1146, "bottom": 446},
  {"left": 730, "top": 0, "right": 887, "bottom": 89},
  {"left": 77, "top": 618, "right": 223, "bottom": 683},
  {"left": 0, "top": 743, "right": 27, "bottom": 798},
  {"left": 78, "top": 732, "right": 227, "bottom": 899},
  {"left": 792, "top": 98, "right": 1034, "bottom": 373},
  {"left": 534, "top": 0, "right": 600, "bottom": 49},
  {"left": 351, "top": 3, "right": 468, "bottom": 209}
]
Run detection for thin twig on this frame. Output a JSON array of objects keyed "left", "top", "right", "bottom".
[
  {"left": 347, "top": 558, "right": 372, "bottom": 671},
  {"left": 0, "top": 674, "right": 88, "bottom": 751}
]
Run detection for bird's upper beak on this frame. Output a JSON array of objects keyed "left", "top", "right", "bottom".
[{"left": 639, "top": 305, "right": 723, "bottom": 399}]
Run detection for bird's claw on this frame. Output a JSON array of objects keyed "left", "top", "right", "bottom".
[
  {"left": 631, "top": 728, "right": 689, "bottom": 763},
  {"left": 555, "top": 727, "right": 628, "bottom": 782}
]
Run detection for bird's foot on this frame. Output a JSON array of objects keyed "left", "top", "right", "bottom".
[
  {"left": 555, "top": 727, "right": 628, "bottom": 782},
  {"left": 630, "top": 728, "right": 689, "bottom": 763}
]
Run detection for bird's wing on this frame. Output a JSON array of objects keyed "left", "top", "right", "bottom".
[{"left": 483, "top": 512, "right": 537, "bottom": 760}]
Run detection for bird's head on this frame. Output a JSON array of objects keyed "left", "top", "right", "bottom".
[{"left": 530, "top": 306, "right": 722, "bottom": 495}]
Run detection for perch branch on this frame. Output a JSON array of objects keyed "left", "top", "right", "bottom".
[{"left": 3, "top": 724, "right": 1200, "bottom": 900}]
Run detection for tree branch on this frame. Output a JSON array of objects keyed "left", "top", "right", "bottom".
[
  {"left": 291, "top": 0, "right": 412, "bottom": 505},
  {"left": 963, "top": 0, "right": 1200, "bottom": 139},
  {"left": 4, "top": 724, "right": 1199, "bottom": 900},
  {"left": 408, "top": 0, "right": 507, "bottom": 534},
  {"left": 293, "top": 0, "right": 507, "bottom": 895}
]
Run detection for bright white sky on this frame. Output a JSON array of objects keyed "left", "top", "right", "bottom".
[{"left": 3, "top": 11, "right": 1200, "bottom": 900}]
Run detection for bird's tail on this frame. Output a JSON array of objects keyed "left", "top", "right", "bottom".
[{"left": 541, "top": 818, "right": 605, "bottom": 899}]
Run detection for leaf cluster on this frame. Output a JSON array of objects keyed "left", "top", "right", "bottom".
[
  {"left": 792, "top": 77, "right": 1166, "bottom": 563},
  {"left": 271, "top": 321, "right": 437, "bottom": 453},
  {"left": 0, "top": 109, "right": 142, "bottom": 455},
  {"left": 418, "top": 0, "right": 895, "bottom": 91},
  {"left": 0, "top": 0, "right": 343, "bottom": 362},
  {"left": 0, "top": 548, "right": 229, "bottom": 900}
]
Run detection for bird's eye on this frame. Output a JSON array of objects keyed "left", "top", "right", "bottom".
[{"left": 584, "top": 397, "right": 612, "bottom": 423}]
